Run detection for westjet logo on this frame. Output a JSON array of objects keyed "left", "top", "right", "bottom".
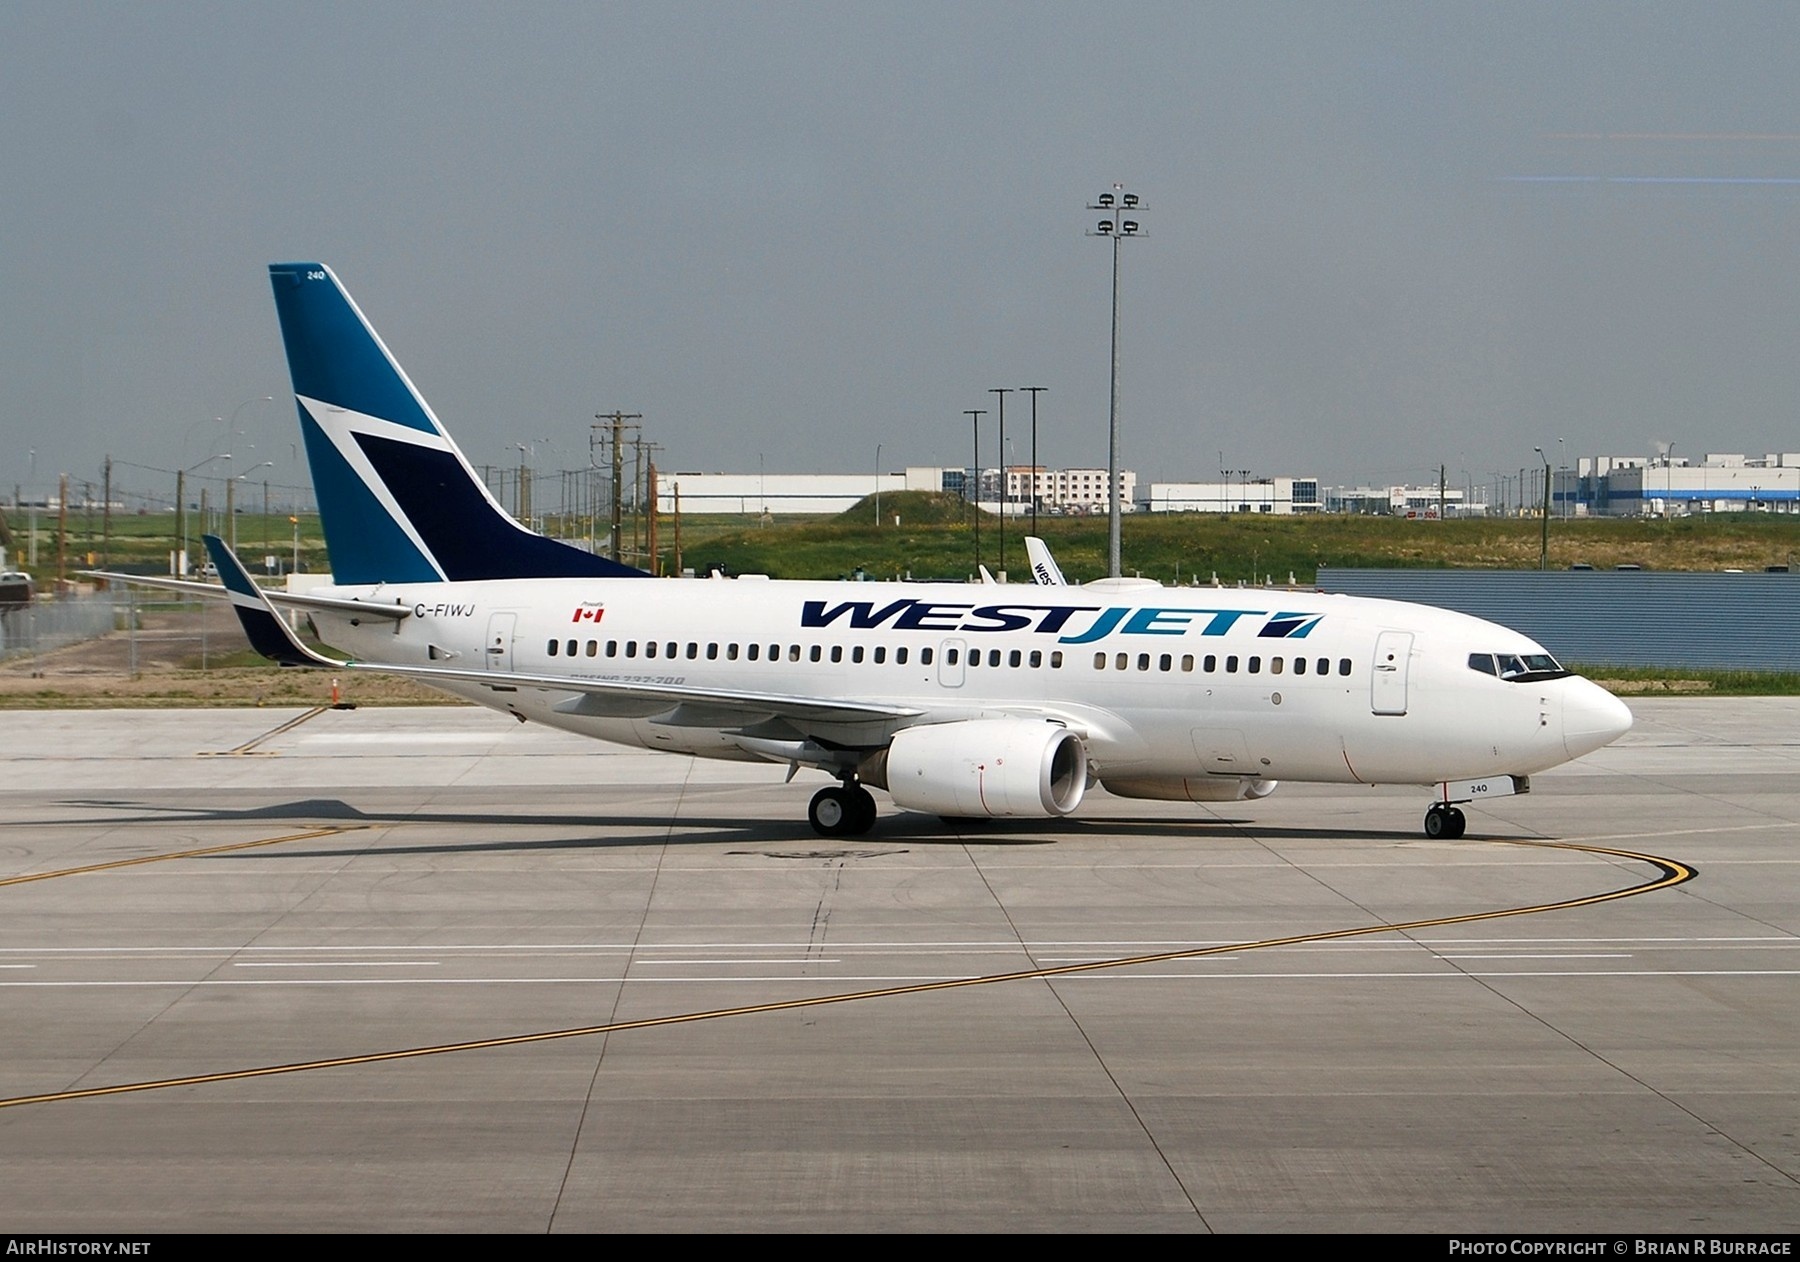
[{"left": 799, "top": 599, "right": 1322, "bottom": 643}]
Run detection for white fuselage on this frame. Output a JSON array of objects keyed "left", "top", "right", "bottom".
[{"left": 305, "top": 574, "right": 1630, "bottom": 791}]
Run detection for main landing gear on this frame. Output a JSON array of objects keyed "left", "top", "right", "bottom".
[
  {"left": 808, "top": 779, "right": 878, "bottom": 837},
  {"left": 1423, "top": 803, "right": 1466, "bottom": 839}
]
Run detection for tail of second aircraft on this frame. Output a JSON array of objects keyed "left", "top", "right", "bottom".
[{"left": 268, "top": 263, "right": 647, "bottom": 585}]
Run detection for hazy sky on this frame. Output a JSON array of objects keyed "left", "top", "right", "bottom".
[{"left": 5, "top": 1, "right": 1800, "bottom": 507}]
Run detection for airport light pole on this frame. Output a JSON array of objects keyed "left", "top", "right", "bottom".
[
  {"left": 1022, "top": 386, "right": 1045, "bottom": 538},
  {"left": 989, "top": 387, "right": 1011, "bottom": 575},
  {"left": 1088, "top": 184, "right": 1145, "bottom": 577},
  {"left": 1534, "top": 446, "right": 1552, "bottom": 570},
  {"left": 964, "top": 409, "right": 985, "bottom": 575},
  {"left": 874, "top": 442, "right": 882, "bottom": 526}
]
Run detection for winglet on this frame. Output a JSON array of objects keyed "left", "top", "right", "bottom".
[{"left": 201, "top": 535, "right": 345, "bottom": 668}]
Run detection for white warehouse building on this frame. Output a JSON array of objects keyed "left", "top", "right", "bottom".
[
  {"left": 656, "top": 467, "right": 1138, "bottom": 516},
  {"left": 1585, "top": 453, "right": 1800, "bottom": 516},
  {"left": 1136, "top": 476, "right": 1321, "bottom": 514}
]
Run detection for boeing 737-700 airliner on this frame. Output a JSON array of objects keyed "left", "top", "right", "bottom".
[{"left": 105, "top": 263, "right": 1633, "bottom": 839}]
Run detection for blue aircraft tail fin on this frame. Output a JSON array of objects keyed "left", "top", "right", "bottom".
[{"left": 267, "top": 263, "right": 648, "bottom": 584}]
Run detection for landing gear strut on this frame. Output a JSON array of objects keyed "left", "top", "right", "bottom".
[
  {"left": 1423, "top": 803, "right": 1466, "bottom": 839},
  {"left": 808, "top": 780, "right": 877, "bottom": 837}
]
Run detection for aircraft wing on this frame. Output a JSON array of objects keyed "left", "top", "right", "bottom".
[
  {"left": 196, "top": 535, "right": 920, "bottom": 724},
  {"left": 341, "top": 660, "right": 924, "bottom": 724}
]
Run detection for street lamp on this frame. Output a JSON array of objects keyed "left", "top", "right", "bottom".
[
  {"left": 1533, "top": 446, "right": 1552, "bottom": 570},
  {"left": 874, "top": 442, "right": 883, "bottom": 526},
  {"left": 1088, "top": 183, "right": 1145, "bottom": 577}
]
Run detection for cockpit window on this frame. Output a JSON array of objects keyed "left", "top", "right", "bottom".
[{"left": 1472, "top": 650, "right": 1572, "bottom": 682}]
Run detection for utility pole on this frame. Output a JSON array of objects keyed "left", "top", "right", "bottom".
[
  {"left": 646, "top": 455, "right": 659, "bottom": 575},
  {"left": 56, "top": 473, "right": 68, "bottom": 592},
  {"left": 593, "top": 411, "right": 642, "bottom": 564},
  {"left": 102, "top": 456, "right": 112, "bottom": 566},
  {"left": 174, "top": 469, "right": 185, "bottom": 575}
]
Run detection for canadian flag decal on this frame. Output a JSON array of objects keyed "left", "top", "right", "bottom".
[{"left": 571, "top": 606, "right": 605, "bottom": 624}]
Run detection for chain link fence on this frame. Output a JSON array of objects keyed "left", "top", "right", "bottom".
[{"left": 0, "top": 594, "right": 122, "bottom": 663}]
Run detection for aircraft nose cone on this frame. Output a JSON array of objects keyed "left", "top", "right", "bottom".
[{"left": 1563, "top": 680, "right": 1633, "bottom": 759}]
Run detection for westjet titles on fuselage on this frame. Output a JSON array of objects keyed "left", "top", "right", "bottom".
[{"left": 801, "top": 598, "right": 1323, "bottom": 642}]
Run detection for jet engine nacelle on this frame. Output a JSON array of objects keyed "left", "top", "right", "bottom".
[
  {"left": 875, "top": 719, "right": 1088, "bottom": 819},
  {"left": 1101, "top": 776, "right": 1278, "bottom": 803}
]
